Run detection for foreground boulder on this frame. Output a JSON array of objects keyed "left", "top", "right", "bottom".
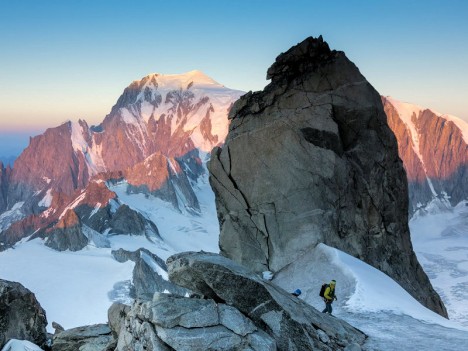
[
  {"left": 0, "top": 279, "right": 48, "bottom": 349},
  {"left": 114, "top": 293, "right": 276, "bottom": 351},
  {"left": 51, "top": 324, "right": 114, "bottom": 351},
  {"left": 208, "top": 35, "right": 447, "bottom": 317},
  {"left": 166, "top": 251, "right": 366, "bottom": 350}
]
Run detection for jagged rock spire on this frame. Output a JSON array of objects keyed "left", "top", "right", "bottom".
[{"left": 209, "top": 36, "right": 447, "bottom": 317}]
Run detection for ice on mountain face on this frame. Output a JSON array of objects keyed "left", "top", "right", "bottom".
[
  {"left": 109, "top": 198, "right": 120, "bottom": 214},
  {"left": 140, "top": 251, "right": 168, "bottom": 280},
  {"left": 120, "top": 108, "right": 142, "bottom": 127},
  {"left": 412, "top": 195, "right": 453, "bottom": 218},
  {"left": 143, "top": 71, "right": 222, "bottom": 91},
  {"left": 0, "top": 201, "right": 25, "bottom": 232},
  {"left": 385, "top": 96, "right": 468, "bottom": 145},
  {"left": 110, "top": 169, "right": 219, "bottom": 256},
  {"left": 411, "top": 201, "right": 468, "bottom": 326},
  {"left": 385, "top": 96, "right": 440, "bottom": 198},
  {"left": 385, "top": 96, "right": 425, "bottom": 160},
  {"left": 58, "top": 191, "right": 87, "bottom": 219},
  {"left": 70, "top": 121, "right": 106, "bottom": 176},
  {"left": 42, "top": 177, "right": 51, "bottom": 184},
  {"left": 38, "top": 189, "right": 52, "bottom": 208},
  {"left": 82, "top": 225, "right": 111, "bottom": 248}
]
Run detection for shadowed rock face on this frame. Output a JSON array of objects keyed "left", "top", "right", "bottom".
[
  {"left": 45, "top": 209, "right": 88, "bottom": 251},
  {"left": 208, "top": 36, "right": 447, "bottom": 317},
  {"left": 0, "top": 279, "right": 48, "bottom": 349}
]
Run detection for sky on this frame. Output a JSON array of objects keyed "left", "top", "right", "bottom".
[{"left": 0, "top": 0, "right": 467, "bottom": 160}]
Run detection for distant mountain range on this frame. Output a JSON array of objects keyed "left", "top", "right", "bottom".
[
  {"left": 0, "top": 70, "right": 243, "bottom": 250},
  {"left": 0, "top": 71, "right": 466, "bottom": 250},
  {"left": 383, "top": 96, "right": 468, "bottom": 213}
]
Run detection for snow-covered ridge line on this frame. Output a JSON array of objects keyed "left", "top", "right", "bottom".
[{"left": 135, "top": 70, "right": 224, "bottom": 90}]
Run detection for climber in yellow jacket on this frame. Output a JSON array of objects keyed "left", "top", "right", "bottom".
[{"left": 322, "top": 280, "right": 337, "bottom": 315}]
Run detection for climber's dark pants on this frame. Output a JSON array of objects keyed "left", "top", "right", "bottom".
[{"left": 322, "top": 300, "right": 332, "bottom": 314}]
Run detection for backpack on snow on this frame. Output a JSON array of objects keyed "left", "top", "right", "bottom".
[{"left": 319, "top": 283, "right": 328, "bottom": 297}]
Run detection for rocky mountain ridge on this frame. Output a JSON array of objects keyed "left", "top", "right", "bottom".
[
  {"left": 383, "top": 96, "right": 468, "bottom": 213},
  {"left": 0, "top": 71, "right": 243, "bottom": 250}
]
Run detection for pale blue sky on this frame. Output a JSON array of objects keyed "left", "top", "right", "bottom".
[{"left": 0, "top": 0, "right": 467, "bottom": 158}]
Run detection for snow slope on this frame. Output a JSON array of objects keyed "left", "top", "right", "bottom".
[
  {"left": 0, "top": 166, "right": 220, "bottom": 332},
  {"left": 1, "top": 339, "right": 43, "bottom": 351},
  {"left": 0, "top": 238, "right": 134, "bottom": 332},
  {"left": 274, "top": 243, "right": 468, "bottom": 350},
  {"left": 410, "top": 201, "right": 468, "bottom": 326}
]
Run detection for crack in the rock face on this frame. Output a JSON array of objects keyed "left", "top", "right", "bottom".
[
  {"left": 213, "top": 146, "right": 270, "bottom": 269},
  {"left": 224, "top": 146, "right": 251, "bottom": 215}
]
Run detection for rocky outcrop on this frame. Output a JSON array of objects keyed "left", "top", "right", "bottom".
[
  {"left": 115, "top": 293, "right": 276, "bottom": 351},
  {"left": 383, "top": 96, "right": 468, "bottom": 212},
  {"left": 8, "top": 122, "right": 91, "bottom": 208},
  {"left": 112, "top": 251, "right": 365, "bottom": 350},
  {"left": 1, "top": 178, "right": 160, "bottom": 251},
  {"left": 45, "top": 209, "right": 88, "bottom": 251},
  {"left": 107, "top": 204, "right": 159, "bottom": 237},
  {"left": 108, "top": 303, "right": 130, "bottom": 339},
  {"left": 166, "top": 251, "right": 366, "bottom": 350},
  {"left": 112, "top": 248, "right": 187, "bottom": 299},
  {"left": 51, "top": 324, "right": 115, "bottom": 351},
  {"left": 52, "top": 321, "right": 65, "bottom": 335},
  {"left": 208, "top": 36, "right": 447, "bottom": 317},
  {"left": 125, "top": 152, "right": 200, "bottom": 213},
  {"left": 0, "top": 279, "right": 48, "bottom": 349}
]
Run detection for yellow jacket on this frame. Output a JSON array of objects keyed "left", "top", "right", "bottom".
[{"left": 324, "top": 286, "right": 335, "bottom": 301}]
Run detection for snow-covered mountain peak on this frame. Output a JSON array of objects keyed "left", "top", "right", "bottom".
[
  {"left": 105, "top": 70, "right": 244, "bottom": 152},
  {"left": 109, "top": 70, "right": 243, "bottom": 122},
  {"left": 136, "top": 70, "right": 224, "bottom": 90}
]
